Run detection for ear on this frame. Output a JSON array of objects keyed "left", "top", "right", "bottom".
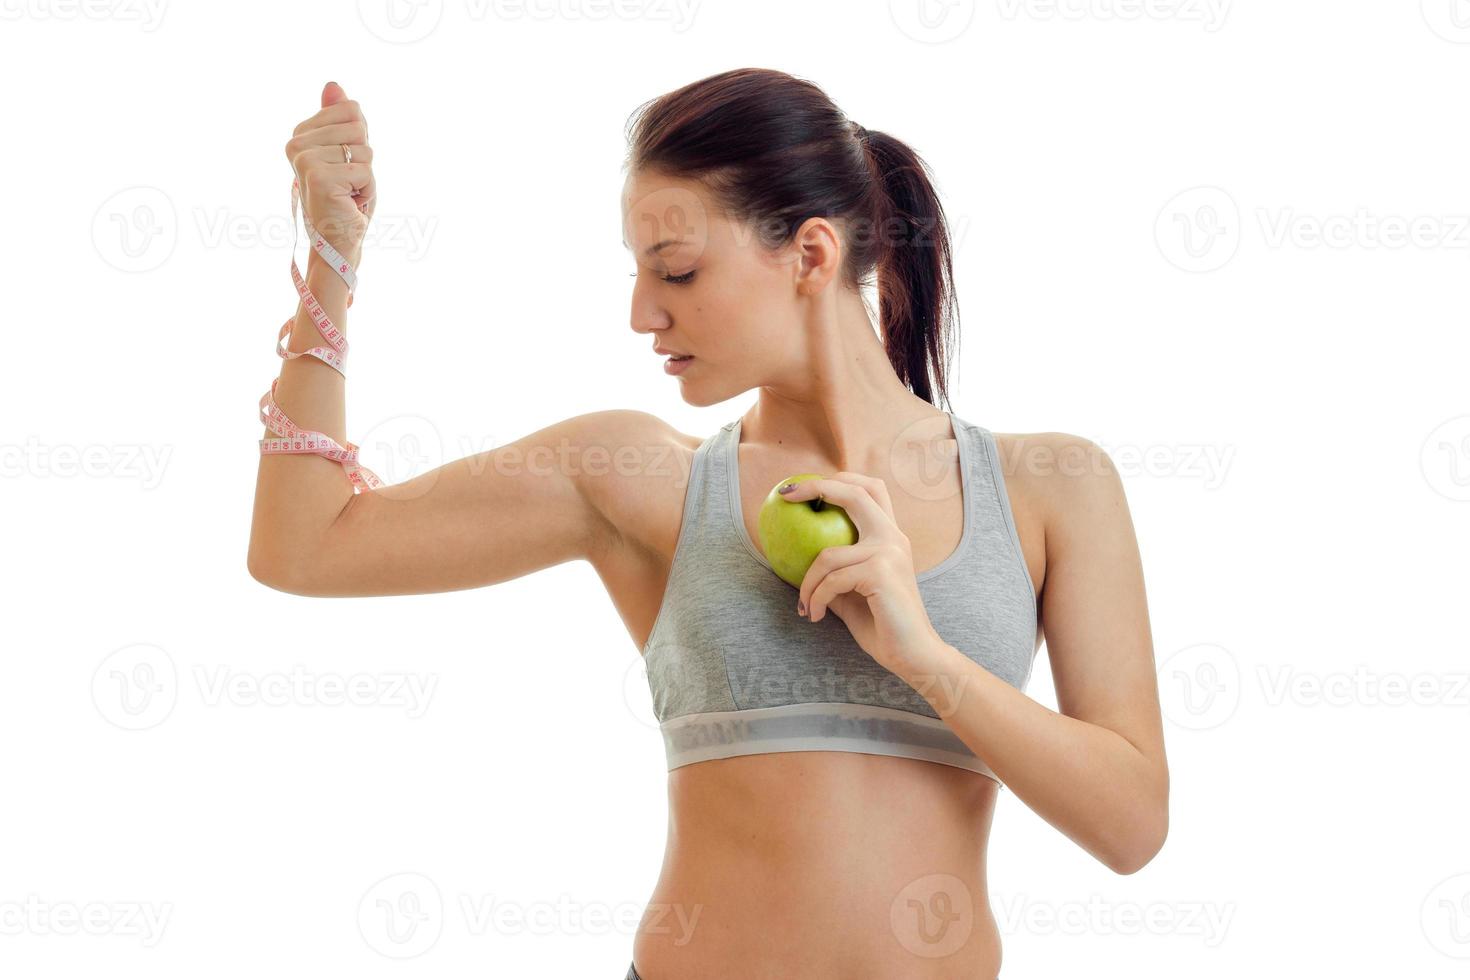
[{"left": 789, "top": 215, "right": 843, "bottom": 296}]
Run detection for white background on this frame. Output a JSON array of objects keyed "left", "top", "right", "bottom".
[{"left": 2, "top": 0, "right": 1467, "bottom": 976}]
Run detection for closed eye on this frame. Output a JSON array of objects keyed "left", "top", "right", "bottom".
[{"left": 629, "top": 269, "right": 697, "bottom": 285}]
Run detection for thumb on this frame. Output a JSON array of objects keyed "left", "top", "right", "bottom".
[{"left": 321, "top": 80, "right": 347, "bottom": 107}]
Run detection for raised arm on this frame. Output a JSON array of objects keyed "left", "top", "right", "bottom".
[{"left": 245, "top": 83, "right": 659, "bottom": 598}]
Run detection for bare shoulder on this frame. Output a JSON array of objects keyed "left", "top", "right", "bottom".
[
  {"left": 990, "top": 430, "right": 1131, "bottom": 541},
  {"left": 568, "top": 409, "right": 703, "bottom": 564}
]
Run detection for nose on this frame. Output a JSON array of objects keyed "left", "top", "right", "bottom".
[{"left": 628, "top": 275, "right": 670, "bottom": 339}]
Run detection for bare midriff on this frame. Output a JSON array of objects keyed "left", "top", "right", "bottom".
[{"left": 631, "top": 749, "right": 1004, "bottom": 980}]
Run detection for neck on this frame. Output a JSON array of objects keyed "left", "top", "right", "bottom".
[{"left": 742, "top": 286, "right": 948, "bottom": 474}]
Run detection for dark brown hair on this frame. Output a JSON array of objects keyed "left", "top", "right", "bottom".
[{"left": 624, "top": 67, "right": 959, "bottom": 410}]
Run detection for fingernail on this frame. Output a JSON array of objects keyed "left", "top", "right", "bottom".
[
  {"left": 778, "top": 482, "right": 795, "bottom": 494},
  {"left": 796, "top": 600, "right": 806, "bottom": 616}
]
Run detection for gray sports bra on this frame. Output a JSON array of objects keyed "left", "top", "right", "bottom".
[{"left": 641, "top": 413, "right": 1038, "bottom": 785}]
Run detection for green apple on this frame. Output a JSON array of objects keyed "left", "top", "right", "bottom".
[{"left": 756, "top": 473, "right": 859, "bottom": 588}]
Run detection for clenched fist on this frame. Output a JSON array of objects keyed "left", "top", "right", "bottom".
[{"left": 284, "top": 81, "right": 376, "bottom": 263}]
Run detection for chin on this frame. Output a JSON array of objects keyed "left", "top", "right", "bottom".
[{"left": 677, "top": 378, "right": 734, "bottom": 409}]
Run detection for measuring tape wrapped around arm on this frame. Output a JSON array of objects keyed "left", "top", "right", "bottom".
[{"left": 257, "top": 172, "right": 383, "bottom": 493}]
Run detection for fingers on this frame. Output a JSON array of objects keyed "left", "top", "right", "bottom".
[
  {"left": 285, "top": 121, "right": 370, "bottom": 163},
  {"left": 780, "top": 475, "right": 886, "bottom": 535},
  {"left": 292, "top": 99, "right": 368, "bottom": 138},
  {"left": 835, "top": 470, "right": 895, "bottom": 520},
  {"left": 299, "top": 161, "right": 373, "bottom": 194},
  {"left": 797, "top": 543, "right": 866, "bottom": 620},
  {"left": 807, "top": 565, "right": 863, "bottom": 624},
  {"left": 288, "top": 142, "right": 374, "bottom": 173}
]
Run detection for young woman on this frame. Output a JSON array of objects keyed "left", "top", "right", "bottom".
[{"left": 250, "top": 69, "right": 1168, "bottom": 980}]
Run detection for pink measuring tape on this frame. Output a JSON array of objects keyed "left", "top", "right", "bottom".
[{"left": 257, "top": 176, "right": 383, "bottom": 492}]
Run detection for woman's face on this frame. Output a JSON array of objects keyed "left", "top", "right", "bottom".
[{"left": 621, "top": 169, "right": 825, "bottom": 407}]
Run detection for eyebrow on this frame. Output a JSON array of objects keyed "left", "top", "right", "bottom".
[{"left": 621, "top": 238, "right": 686, "bottom": 257}]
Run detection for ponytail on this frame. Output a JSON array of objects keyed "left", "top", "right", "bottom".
[{"left": 858, "top": 126, "right": 959, "bottom": 410}]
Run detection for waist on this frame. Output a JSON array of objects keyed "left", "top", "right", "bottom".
[{"left": 633, "top": 752, "right": 1003, "bottom": 978}]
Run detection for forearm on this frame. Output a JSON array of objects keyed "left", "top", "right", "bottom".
[
  {"left": 247, "top": 246, "right": 361, "bottom": 582},
  {"left": 898, "top": 638, "right": 1168, "bottom": 874}
]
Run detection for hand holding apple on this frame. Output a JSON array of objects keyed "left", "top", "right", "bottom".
[
  {"left": 757, "top": 472, "right": 859, "bottom": 588},
  {"left": 764, "top": 472, "right": 943, "bottom": 673}
]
